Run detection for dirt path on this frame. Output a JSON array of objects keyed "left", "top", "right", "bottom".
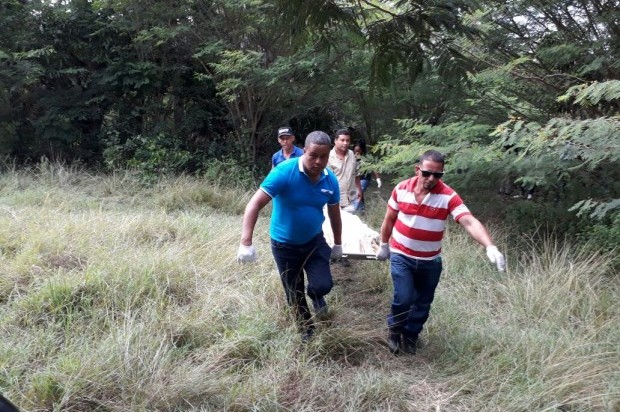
[{"left": 324, "top": 260, "right": 469, "bottom": 411}]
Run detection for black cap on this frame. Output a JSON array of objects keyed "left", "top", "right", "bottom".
[{"left": 277, "top": 126, "right": 294, "bottom": 137}]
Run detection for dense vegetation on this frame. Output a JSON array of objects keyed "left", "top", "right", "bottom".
[
  {"left": 1, "top": 0, "right": 618, "bottom": 252},
  {"left": 0, "top": 2, "right": 619, "bottom": 408},
  {"left": 0, "top": 166, "right": 618, "bottom": 411}
]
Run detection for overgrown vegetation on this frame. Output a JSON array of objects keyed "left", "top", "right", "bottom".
[
  {"left": 1, "top": 0, "right": 619, "bottom": 407},
  {"left": 0, "top": 167, "right": 618, "bottom": 411},
  {"left": 1, "top": 0, "right": 617, "bottom": 251}
]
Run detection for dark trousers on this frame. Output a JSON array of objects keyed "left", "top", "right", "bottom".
[
  {"left": 387, "top": 253, "right": 442, "bottom": 340},
  {"left": 271, "top": 233, "right": 333, "bottom": 328}
]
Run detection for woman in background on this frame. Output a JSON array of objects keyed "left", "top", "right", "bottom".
[{"left": 353, "top": 139, "right": 382, "bottom": 212}]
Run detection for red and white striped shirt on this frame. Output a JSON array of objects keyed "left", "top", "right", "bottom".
[{"left": 388, "top": 177, "right": 471, "bottom": 259}]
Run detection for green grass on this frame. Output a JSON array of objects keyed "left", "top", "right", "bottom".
[{"left": 0, "top": 166, "right": 618, "bottom": 411}]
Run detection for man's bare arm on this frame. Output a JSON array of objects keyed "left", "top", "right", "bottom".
[
  {"left": 326, "top": 203, "right": 342, "bottom": 245},
  {"left": 240, "top": 190, "right": 272, "bottom": 246},
  {"left": 458, "top": 214, "right": 494, "bottom": 248},
  {"left": 379, "top": 207, "right": 398, "bottom": 243}
]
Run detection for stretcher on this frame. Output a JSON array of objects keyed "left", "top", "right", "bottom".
[
  {"left": 322, "top": 208, "right": 380, "bottom": 262},
  {"left": 341, "top": 252, "right": 378, "bottom": 260}
]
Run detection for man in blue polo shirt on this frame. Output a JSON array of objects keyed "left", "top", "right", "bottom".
[
  {"left": 271, "top": 126, "right": 304, "bottom": 168},
  {"left": 238, "top": 131, "right": 343, "bottom": 342}
]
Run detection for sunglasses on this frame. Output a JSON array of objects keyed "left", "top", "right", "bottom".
[{"left": 419, "top": 169, "right": 444, "bottom": 178}]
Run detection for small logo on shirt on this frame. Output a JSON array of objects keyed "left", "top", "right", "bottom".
[{"left": 321, "top": 189, "right": 334, "bottom": 195}]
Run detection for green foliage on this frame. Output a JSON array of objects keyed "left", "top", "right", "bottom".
[
  {"left": 537, "top": 43, "right": 586, "bottom": 69},
  {"left": 577, "top": 211, "right": 620, "bottom": 270},
  {"left": 570, "top": 198, "right": 620, "bottom": 220},
  {"left": 490, "top": 113, "right": 620, "bottom": 215},
  {"left": 0, "top": 0, "right": 232, "bottom": 165},
  {"left": 1, "top": 0, "right": 619, "bottom": 262},
  {"left": 363, "top": 0, "right": 479, "bottom": 84},
  {"left": 370, "top": 120, "right": 498, "bottom": 185},
  {"left": 398, "top": 119, "right": 494, "bottom": 146},
  {"left": 200, "top": 157, "right": 257, "bottom": 189},
  {"left": 211, "top": 50, "right": 265, "bottom": 103},
  {"left": 464, "top": 66, "right": 548, "bottom": 122},
  {"left": 559, "top": 80, "right": 620, "bottom": 107},
  {"left": 502, "top": 200, "right": 578, "bottom": 236},
  {"left": 103, "top": 132, "right": 192, "bottom": 181},
  {"left": 493, "top": 116, "right": 620, "bottom": 167}
]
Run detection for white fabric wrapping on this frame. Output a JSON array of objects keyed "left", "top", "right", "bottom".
[{"left": 322, "top": 208, "right": 379, "bottom": 255}]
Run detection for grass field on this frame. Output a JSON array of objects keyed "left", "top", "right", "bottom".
[{"left": 1, "top": 164, "right": 618, "bottom": 411}]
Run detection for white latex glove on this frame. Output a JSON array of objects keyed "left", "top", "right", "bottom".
[
  {"left": 376, "top": 178, "right": 382, "bottom": 188},
  {"left": 331, "top": 244, "right": 343, "bottom": 259},
  {"left": 237, "top": 244, "right": 257, "bottom": 263},
  {"left": 376, "top": 242, "right": 390, "bottom": 261},
  {"left": 486, "top": 245, "right": 506, "bottom": 272}
]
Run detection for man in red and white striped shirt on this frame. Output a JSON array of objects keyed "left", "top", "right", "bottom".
[{"left": 376, "top": 150, "right": 505, "bottom": 355}]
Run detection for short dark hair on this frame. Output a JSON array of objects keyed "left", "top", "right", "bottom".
[
  {"left": 305, "top": 131, "right": 331, "bottom": 148},
  {"left": 419, "top": 149, "right": 445, "bottom": 165},
  {"left": 354, "top": 139, "right": 367, "bottom": 155},
  {"left": 335, "top": 128, "right": 351, "bottom": 137}
]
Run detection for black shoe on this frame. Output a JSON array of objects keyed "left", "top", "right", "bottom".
[
  {"left": 402, "top": 337, "right": 417, "bottom": 355},
  {"left": 301, "top": 327, "right": 314, "bottom": 343},
  {"left": 387, "top": 331, "right": 401, "bottom": 354}
]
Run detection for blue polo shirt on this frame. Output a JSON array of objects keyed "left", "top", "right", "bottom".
[
  {"left": 271, "top": 146, "right": 304, "bottom": 168},
  {"left": 260, "top": 157, "right": 340, "bottom": 244}
]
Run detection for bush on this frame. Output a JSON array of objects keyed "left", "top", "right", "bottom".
[
  {"left": 200, "top": 157, "right": 258, "bottom": 189},
  {"left": 103, "top": 132, "right": 193, "bottom": 181},
  {"left": 577, "top": 211, "right": 620, "bottom": 272},
  {"left": 502, "top": 199, "right": 577, "bottom": 237}
]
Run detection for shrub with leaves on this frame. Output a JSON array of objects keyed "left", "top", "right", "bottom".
[{"left": 103, "top": 132, "right": 193, "bottom": 181}]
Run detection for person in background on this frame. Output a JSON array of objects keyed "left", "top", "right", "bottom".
[
  {"left": 328, "top": 129, "right": 363, "bottom": 213},
  {"left": 376, "top": 149, "right": 506, "bottom": 355},
  {"left": 238, "top": 131, "right": 343, "bottom": 342},
  {"left": 272, "top": 126, "right": 304, "bottom": 168},
  {"left": 353, "top": 139, "right": 382, "bottom": 212}
]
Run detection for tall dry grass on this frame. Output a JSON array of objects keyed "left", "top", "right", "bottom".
[
  {"left": 428, "top": 228, "right": 619, "bottom": 411},
  {"left": 0, "top": 166, "right": 618, "bottom": 411}
]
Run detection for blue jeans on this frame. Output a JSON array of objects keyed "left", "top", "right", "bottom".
[
  {"left": 360, "top": 178, "right": 370, "bottom": 192},
  {"left": 388, "top": 253, "right": 442, "bottom": 340},
  {"left": 271, "top": 233, "right": 333, "bottom": 327},
  {"left": 351, "top": 178, "right": 371, "bottom": 212}
]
